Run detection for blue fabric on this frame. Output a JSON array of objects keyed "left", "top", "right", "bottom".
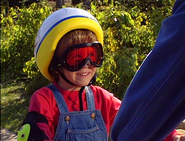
[
  {"left": 47, "top": 84, "right": 108, "bottom": 141},
  {"left": 111, "top": 0, "right": 185, "bottom": 140}
]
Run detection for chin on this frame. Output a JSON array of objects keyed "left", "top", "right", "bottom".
[{"left": 77, "top": 82, "right": 90, "bottom": 87}]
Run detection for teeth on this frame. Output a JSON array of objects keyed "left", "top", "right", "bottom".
[{"left": 77, "top": 73, "right": 89, "bottom": 76}]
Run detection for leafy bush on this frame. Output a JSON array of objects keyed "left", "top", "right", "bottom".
[
  {"left": 1, "top": 2, "right": 53, "bottom": 81},
  {"left": 1, "top": 1, "right": 173, "bottom": 99},
  {"left": 90, "top": 3, "right": 154, "bottom": 99},
  {"left": 89, "top": 1, "right": 173, "bottom": 99}
]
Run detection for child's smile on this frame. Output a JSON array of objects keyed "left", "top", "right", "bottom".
[{"left": 76, "top": 72, "right": 90, "bottom": 76}]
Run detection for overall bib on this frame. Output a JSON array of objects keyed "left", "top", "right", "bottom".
[{"left": 48, "top": 84, "right": 108, "bottom": 141}]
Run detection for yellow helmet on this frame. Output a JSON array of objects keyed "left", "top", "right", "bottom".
[{"left": 34, "top": 8, "right": 103, "bottom": 80}]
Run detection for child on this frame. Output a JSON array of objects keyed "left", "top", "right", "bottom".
[
  {"left": 17, "top": 7, "right": 183, "bottom": 141},
  {"left": 17, "top": 8, "right": 121, "bottom": 141}
]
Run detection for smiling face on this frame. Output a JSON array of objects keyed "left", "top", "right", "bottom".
[
  {"left": 54, "top": 29, "right": 99, "bottom": 91},
  {"left": 59, "top": 62, "right": 97, "bottom": 91}
]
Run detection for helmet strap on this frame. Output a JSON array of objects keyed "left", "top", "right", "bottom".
[
  {"left": 57, "top": 68, "right": 96, "bottom": 111},
  {"left": 88, "top": 72, "right": 97, "bottom": 86},
  {"left": 79, "top": 86, "right": 85, "bottom": 111},
  {"left": 57, "top": 69, "right": 75, "bottom": 86}
]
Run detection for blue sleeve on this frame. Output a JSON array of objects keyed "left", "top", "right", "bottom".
[{"left": 111, "top": 0, "right": 185, "bottom": 140}]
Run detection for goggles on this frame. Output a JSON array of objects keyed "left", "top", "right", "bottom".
[{"left": 58, "top": 41, "right": 104, "bottom": 71}]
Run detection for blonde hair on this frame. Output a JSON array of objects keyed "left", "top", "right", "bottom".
[{"left": 49, "top": 29, "right": 97, "bottom": 82}]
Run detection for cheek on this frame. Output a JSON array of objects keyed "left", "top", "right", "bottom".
[
  {"left": 64, "top": 70, "right": 74, "bottom": 76},
  {"left": 92, "top": 67, "right": 98, "bottom": 73},
  {"left": 62, "top": 69, "right": 74, "bottom": 79}
]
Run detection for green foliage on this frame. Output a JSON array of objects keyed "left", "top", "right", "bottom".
[
  {"left": 1, "top": 80, "right": 31, "bottom": 133},
  {"left": 148, "top": 3, "right": 173, "bottom": 37},
  {"left": 89, "top": 1, "right": 173, "bottom": 99},
  {"left": 1, "top": 1, "right": 174, "bottom": 99},
  {"left": 23, "top": 57, "right": 51, "bottom": 94},
  {"left": 23, "top": 57, "right": 38, "bottom": 78},
  {"left": 1, "top": 2, "right": 53, "bottom": 81},
  {"left": 1, "top": 0, "right": 45, "bottom": 8},
  {"left": 91, "top": 3, "right": 155, "bottom": 99},
  {"left": 24, "top": 71, "right": 50, "bottom": 95}
]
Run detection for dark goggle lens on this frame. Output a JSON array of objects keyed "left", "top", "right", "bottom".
[{"left": 59, "top": 42, "right": 103, "bottom": 71}]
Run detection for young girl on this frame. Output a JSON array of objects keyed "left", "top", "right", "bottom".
[{"left": 17, "top": 7, "right": 183, "bottom": 141}]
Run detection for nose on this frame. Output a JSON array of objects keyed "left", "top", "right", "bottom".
[
  {"left": 83, "top": 57, "right": 94, "bottom": 68},
  {"left": 85, "top": 60, "right": 91, "bottom": 66}
]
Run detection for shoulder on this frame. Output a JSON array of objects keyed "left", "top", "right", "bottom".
[
  {"left": 90, "top": 85, "right": 121, "bottom": 102},
  {"left": 91, "top": 85, "right": 121, "bottom": 119},
  {"left": 90, "top": 85, "right": 113, "bottom": 96},
  {"left": 31, "top": 86, "right": 54, "bottom": 99},
  {"left": 29, "top": 85, "right": 57, "bottom": 109}
]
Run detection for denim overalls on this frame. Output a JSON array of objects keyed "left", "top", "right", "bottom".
[{"left": 48, "top": 84, "right": 108, "bottom": 141}]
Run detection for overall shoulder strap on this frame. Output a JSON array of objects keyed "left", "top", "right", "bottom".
[
  {"left": 85, "top": 86, "right": 95, "bottom": 110},
  {"left": 47, "top": 84, "right": 69, "bottom": 112}
]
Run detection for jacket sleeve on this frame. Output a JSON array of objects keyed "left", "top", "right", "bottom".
[{"left": 111, "top": 0, "right": 185, "bottom": 141}]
